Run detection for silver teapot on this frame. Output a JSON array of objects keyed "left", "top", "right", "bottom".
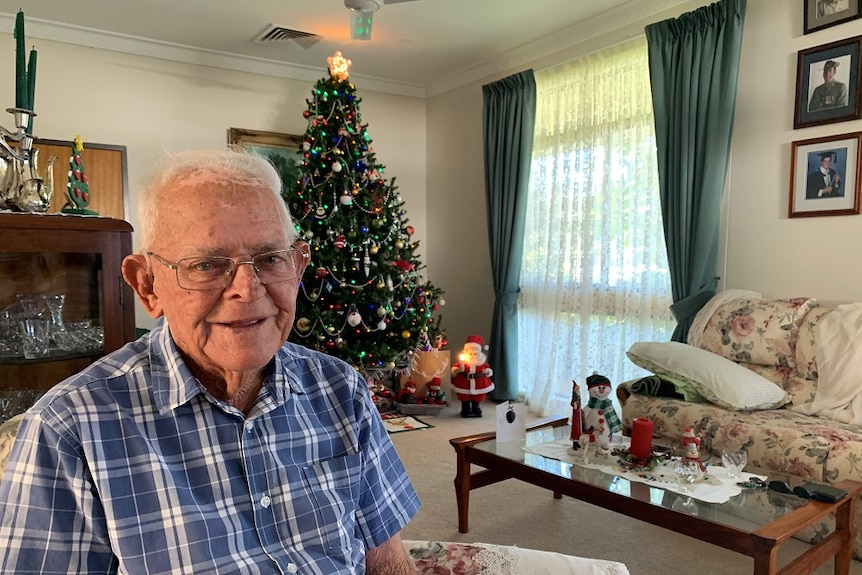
[{"left": 0, "top": 148, "right": 58, "bottom": 212}]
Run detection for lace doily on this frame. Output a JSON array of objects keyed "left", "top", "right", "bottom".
[
  {"left": 474, "top": 544, "right": 518, "bottom": 575},
  {"left": 404, "top": 540, "right": 630, "bottom": 575}
]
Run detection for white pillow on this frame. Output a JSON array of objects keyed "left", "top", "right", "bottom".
[{"left": 627, "top": 341, "right": 791, "bottom": 411}]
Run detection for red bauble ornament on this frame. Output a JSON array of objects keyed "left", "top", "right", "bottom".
[
  {"left": 334, "top": 235, "right": 346, "bottom": 249},
  {"left": 406, "top": 226, "right": 415, "bottom": 236},
  {"left": 303, "top": 110, "right": 312, "bottom": 118}
]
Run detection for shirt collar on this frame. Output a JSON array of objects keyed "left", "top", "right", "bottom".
[{"left": 146, "top": 318, "right": 305, "bottom": 415}]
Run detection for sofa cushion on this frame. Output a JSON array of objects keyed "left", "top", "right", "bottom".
[
  {"left": 699, "top": 297, "right": 818, "bottom": 369},
  {"left": 786, "top": 375, "right": 819, "bottom": 410},
  {"left": 794, "top": 306, "right": 832, "bottom": 381},
  {"left": 627, "top": 341, "right": 791, "bottom": 411}
]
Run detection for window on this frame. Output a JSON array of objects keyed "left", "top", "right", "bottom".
[{"left": 519, "top": 37, "right": 674, "bottom": 416}]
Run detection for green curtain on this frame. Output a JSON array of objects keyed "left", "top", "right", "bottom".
[
  {"left": 482, "top": 70, "right": 536, "bottom": 401},
  {"left": 646, "top": 0, "right": 746, "bottom": 341}
]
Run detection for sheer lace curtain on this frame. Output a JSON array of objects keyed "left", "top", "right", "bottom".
[{"left": 519, "top": 37, "right": 675, "bottom": 417}]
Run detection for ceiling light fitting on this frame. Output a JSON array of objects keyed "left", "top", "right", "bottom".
[
  {"left": 344, "top": 0, "right": 380, "bottom": 13},
  {"left": 345, "top": 0, "right": 379, "bottom": 41}
]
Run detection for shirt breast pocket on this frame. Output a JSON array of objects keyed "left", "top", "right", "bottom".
[{"left": 301, "top": 452, "right": 363, "bottom": 551}]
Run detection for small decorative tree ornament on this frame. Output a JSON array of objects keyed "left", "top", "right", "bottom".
[{"left": 61, "top": 135, "right": 97, "bottom": 215}]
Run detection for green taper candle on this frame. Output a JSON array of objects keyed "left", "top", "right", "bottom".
[
  {"left": 25, "top": 47, "right": 36, "bottom": 133},
  {"left": 14, "top": 11, "right": 25, "bottom": 109}
]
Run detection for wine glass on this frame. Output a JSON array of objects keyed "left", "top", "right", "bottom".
[
  {"left": 673, "top": 459, "right": 700, "bottom": 493},
  {"left": 44, "top": 294, "right": 66, "bottom": 334},
  {"left": 721, "top": 449, "right": 748, "bottom": 479}
]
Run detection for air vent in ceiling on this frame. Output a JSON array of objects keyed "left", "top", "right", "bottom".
[{"left": 256, "top": 26, "right": 322, "bottom": 50}]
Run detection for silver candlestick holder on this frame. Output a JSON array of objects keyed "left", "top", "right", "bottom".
[{"left": 0, "top": 107, "right": 57, "bottom": 213}]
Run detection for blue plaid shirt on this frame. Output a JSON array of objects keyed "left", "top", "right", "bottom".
[{"left": 0, "top": 319, "right": 419, "bottom": 574}]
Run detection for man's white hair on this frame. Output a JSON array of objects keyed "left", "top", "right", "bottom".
[{"left": 137, "top": 147, "right": 298, "bottom": 253}]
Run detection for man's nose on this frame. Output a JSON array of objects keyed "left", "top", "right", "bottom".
[{"left": 227, "top": 261, "right": 263, "bottom": 290}]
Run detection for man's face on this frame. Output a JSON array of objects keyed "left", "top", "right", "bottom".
[
  {"left": 146, "top": 169, "right": 306, "bottom": 379},
  {"left": 821, "top": 157, "right": 832, "bottom": 170},
  {"left": 824, "top": 66, "right": 837, "bottom": 82}
]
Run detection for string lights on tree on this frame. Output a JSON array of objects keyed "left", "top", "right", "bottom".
[{"left": 278, "top": 52, "right": 446, "bottom": 378}]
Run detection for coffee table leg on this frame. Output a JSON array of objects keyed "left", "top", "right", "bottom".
[
  {"left": 453, "top": 445, "right": 471, "bottom": 533},
  {"left": 835, "top": 496, "right": 855, "bottom": 575},
  {"left": 751, "top": 540, "right": 779, "bottom": 575}
]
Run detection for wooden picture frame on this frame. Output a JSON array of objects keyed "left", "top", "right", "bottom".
[
  {"left": 804, "top": 0, "right": 862, "bottom": 34},
  {"left": 789, "top": 131, "right": 862, "bottom": 218},
  {"left": 228, "top": 128, "right": 304, "bottom": 192},
  {"left": 794, "top": 37, "right": 862, "bottom": 129}
]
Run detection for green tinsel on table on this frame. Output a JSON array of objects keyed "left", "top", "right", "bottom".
[{"left": 611, "top": 446, "right": 671, "bottom": 472}]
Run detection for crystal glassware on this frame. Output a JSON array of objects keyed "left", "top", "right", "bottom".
[
  {"left": 721, "top": 449, "right": 748, "bottom": 479},
  {"left": 673, "top": 459, "right": 700, "bottom": 493},
  {"left": 44, "top": 294, "right": 66, "bottom": 334},
  {"left": 19, "top": 318, "right": 51, "bottom": 359},
  {"left": 15, "top": 293, "right": 45, "bottom": 319}
]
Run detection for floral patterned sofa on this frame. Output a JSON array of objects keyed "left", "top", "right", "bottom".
[{"left": 618, "top": 293, "right": 862, "bottom": 559}]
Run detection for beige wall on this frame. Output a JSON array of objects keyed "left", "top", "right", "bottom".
[
  {"left": 0, "top": 37, "right": 426, "bottom": 329},
  {"left": 725, "top": 0, "right": 862, "bottom": 304}
]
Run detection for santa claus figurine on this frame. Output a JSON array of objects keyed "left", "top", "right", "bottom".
[
  {"left": 569, "top": 380, "right": 584, "bottom": 451},
  {"left": 451, "top": 335, "right": 495, "bottom": 418}
]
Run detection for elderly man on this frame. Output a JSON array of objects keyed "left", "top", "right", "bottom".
[{"left": 0, "top": 149, "right": 419, "bottom": 574}]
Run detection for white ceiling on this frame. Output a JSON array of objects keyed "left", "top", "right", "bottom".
[{"left": 0, "top": 0, "right": 688, "bottom": 97}]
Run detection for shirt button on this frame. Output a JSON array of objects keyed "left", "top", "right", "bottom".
[
  {"left": 245, "top": 421, "right": 254, "bottom": 432},
  {"left": 287, "top": 564, "right": 298, "bottom": 574},
  {"left": 260, "top": 495, "right": 271, "bottom": 508}
]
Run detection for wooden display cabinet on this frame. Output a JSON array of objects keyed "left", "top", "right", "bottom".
[{"left": 0, "top": 212, "right": 135, "bottom": 392}]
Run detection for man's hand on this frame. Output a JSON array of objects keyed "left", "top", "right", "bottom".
[{"left": 366, "top": 533, "right": 415, "bottom": 575}]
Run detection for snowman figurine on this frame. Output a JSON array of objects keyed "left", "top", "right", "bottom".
[{"left": 581, "top": 372, "right": 622, "bottom": 455}]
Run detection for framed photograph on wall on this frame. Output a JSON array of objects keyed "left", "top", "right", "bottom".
[
  {"left": 228, "top": 127, "right": 304, "bottom": 187},
  {"left": 789, "top": 131, "right": 862, "bottom": 217},
  {"left": 793, "top": 36, "right": 862, "bottom": 129},
  {"left": 804, "top": 0, "right": 862, "bottom": 34}
]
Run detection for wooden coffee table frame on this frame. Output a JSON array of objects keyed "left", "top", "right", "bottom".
[{"left": 450, "top": 416, "right": 862, "bottom": 575}]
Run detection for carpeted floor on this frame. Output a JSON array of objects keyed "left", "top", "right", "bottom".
[{"left": 390, "top": 402, "right": 862, "bottom": 575}]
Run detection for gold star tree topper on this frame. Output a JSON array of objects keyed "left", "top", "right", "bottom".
[{"left": 328, "top": 51, "right": 352, "bottom": 81}]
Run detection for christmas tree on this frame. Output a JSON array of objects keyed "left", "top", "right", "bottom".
[
  {"left": 62, "top": 135, "right": 97, "bottom": 215},
  {"left": 281, "top": 52, "right": 445, "bottom": 376}
]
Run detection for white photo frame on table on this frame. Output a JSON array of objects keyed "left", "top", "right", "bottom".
[
  {"left": 496, "top": 401, "right": 526, "bottom": 443},
  {"left": 789, "top": 131, "right": 862, "bottom": 218}
]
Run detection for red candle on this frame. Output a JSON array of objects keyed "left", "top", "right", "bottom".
[{"left": 630, "top": 418, "right": 654, "bottom": 461}]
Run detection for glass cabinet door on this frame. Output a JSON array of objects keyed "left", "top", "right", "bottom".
[
  {"left": 0, "top": 213, "right": 134, "bottom": 422},
  {"left": 0, "top": 251, "right": 105, "bottom": 362}
]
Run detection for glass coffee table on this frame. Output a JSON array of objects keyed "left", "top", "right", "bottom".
[{"left": 449, "top": 416, "right": 862, "bottom": 575}]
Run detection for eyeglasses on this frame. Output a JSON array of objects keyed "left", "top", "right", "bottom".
[{"left": 147, "top": 248, "right": 309, "bottom": 291}]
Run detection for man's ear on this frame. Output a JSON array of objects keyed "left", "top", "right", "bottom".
[{"left": 122, "top": 254, "right": 164, "bottom": 319}]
